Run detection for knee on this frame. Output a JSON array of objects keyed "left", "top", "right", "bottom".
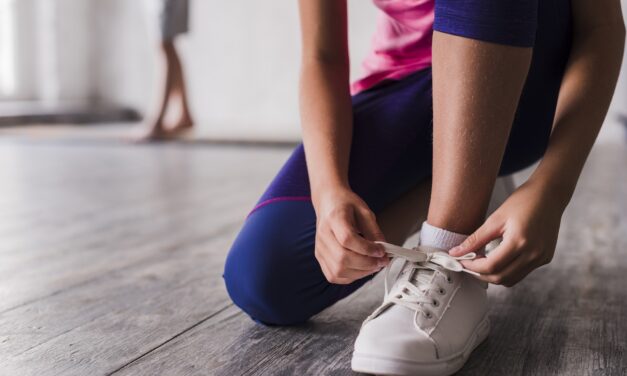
[{"left": 223, "top": 239, "right": 315, "bottom": 326}]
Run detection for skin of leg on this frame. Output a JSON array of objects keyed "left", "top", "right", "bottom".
[
  {"left": 137, "top": 41, "right": 176, "bottom": 141},
  {"left": 428, "top": 32, "right": 532, "bottom": 234},
  {"left": 154, "top": 41, "right": 177, "bottom": 126},
  {"left": 167, "top": 41, "right": 194, "bottom": 131}
]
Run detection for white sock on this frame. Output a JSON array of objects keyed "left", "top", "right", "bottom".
[{"left": 419, "top": 221, "right": 468, "bottom": 250}]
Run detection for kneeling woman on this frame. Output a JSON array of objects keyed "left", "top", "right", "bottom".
[{"left": 225, "top": 0, "right": 624, "bottom": 375}]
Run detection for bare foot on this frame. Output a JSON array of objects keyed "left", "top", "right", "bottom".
[
  {"left": 165, "top": 116, "right": 194, "bottom": 138},
  {"left": 131, "top": 124, "right": 173, "bottom": 143}
]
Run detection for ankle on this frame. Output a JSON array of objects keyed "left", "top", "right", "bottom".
[{"left": 419, "top": 221, "right": 468, "bottom": 250}]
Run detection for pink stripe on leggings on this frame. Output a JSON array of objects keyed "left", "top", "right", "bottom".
[{"left": 248, "top": 196, "right": 312, "bottom": 217}]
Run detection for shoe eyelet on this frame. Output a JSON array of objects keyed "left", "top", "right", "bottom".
[
  {"left": 438, "top": 288, "right": 446, "bottom": 295},
  {"left": 424, "top": 311, "right": 433, "bottom": 319},
  {"left": 446, "top": 276, "right": 453, "bottom": 284},
  {"left": 432, "top": 299, "right": 439, "bottom": 307}
]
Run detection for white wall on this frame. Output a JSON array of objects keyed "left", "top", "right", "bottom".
[
  {"left": 7, "top": 0, "right": 626, "bottom": 141},
  {"left": 3, "top": 0, "right": 93, "bottom": 102},
  {"left": 92, "top": 0, "right": 378, "bottom": 141}
]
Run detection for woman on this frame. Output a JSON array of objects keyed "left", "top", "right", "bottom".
[
  {"left": 224, "top": 0, "right": 624, "bottom": 375},
  {"left": 139, "top": 0, "right": 194, "bottom": 141}
]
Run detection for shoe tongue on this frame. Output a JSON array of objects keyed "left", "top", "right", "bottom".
[
  {"left": 402, "top": 261, "right": 435, "bottom": 292},
  {"left": 413, "top": 269, "right": 434, "bottom": 290}
]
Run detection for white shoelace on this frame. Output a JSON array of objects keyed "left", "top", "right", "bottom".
[{"left": 375, "top": 241, "right": 479, "bottom": 316}]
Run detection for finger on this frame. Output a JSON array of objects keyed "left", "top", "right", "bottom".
[
  {"left": 339, "top": 268, "right": 381, "bottom": 282},
  {"left": 316, "top": 246, "right": 338, "bottom": 282},
  {"left": 501, "top": 262, "right": 536, "bottom": 287},
  {"left": 321, "top": 253, "right": 381, "bottom": 284},
  {"left": 335, "top": 247, "right": 389, "bottom": 271},
  {"left": 331, "top": 214, "right": 385, "bottom": 257},
  {"left": 317, "top": 254, "right": 335, "bottom": 282},
  {"left": 320, "top": 233, "right": 386, "bottom": 272},
  {"left": 316, "top": 243, "right": 353, "bottom": 285},
  {"left": 449, "top": 218, "right": 503, "bottom": 256},
  {"left": 355, "top": 209, "right": 386, "bottom": 242},
  {"left": 473, "top": 252, "right": 534, "bottom": 286},
  {"left": 499, "top": 251, "right": 541, "bottom": 287},
  {"left": 461, "top": 237, "right": 522, "bottom": 275}
]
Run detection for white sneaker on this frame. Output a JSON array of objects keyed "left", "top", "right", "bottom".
[{"left": 351, "top": 242, "right": 490, "bottom": 376}]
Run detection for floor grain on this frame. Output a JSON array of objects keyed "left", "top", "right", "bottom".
[{"left": 0, "top": 138, "right": 625, "bottom": 376}]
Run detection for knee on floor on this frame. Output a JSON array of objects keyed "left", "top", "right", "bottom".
[{"left": 223, "top": 242, "right": 316, "bottom": 326}]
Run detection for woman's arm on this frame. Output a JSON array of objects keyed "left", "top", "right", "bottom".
[
  {"left": 526, "top": 0, "right": 625, "bottom": 207},
  {"left": 451, "top": 0, "right": 625, "bottom": 285},
  {"left": 298, "top": 0, "right": 352, "bottom": 197},
  {"left": 298, "top": 0, "right": 387, "bottom": 285}
]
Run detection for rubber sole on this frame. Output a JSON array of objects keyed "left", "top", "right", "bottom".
[{"left": 351, "top": 315, "right": 490, "bottom": 376}]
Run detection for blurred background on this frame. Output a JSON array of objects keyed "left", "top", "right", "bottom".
[
  {"left": 1, "top": 0, "right": 626, "bottom": 142},
  {"left": 0, "top": 0, "right": 385, "bottom": 142}
]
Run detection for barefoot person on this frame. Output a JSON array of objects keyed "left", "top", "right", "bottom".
[
  {"left": 224, "top": 0, "right": 624, "bottom": 374},
  {"left": 140, "top": 0, "right": 194, "bottom": 141}
]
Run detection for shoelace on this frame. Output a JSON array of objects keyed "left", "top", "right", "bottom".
[{"left": 376, "top": 241, "right": 479, "bottom": 315}]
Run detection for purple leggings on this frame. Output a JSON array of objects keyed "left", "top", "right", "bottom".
[{"left": 224, "top": 0, "right": 572, "bottom": 325}]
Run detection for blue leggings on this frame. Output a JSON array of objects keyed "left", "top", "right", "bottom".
[{"left": 224, "top": 0, "right": 572, "bottom": 325}]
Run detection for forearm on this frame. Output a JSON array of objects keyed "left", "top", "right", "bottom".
[
  {"left": 528, "top": 24, "right": 625, "bottom": 209},
  {"left": 299, "top": 59, "right": 353, "bottom": 205},
  {"left": 297, "top": 0, "right": 352, "bottom": 207}
]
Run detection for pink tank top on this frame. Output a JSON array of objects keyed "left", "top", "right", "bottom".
[{"left": 351, "top": 0, "right": 434, "bottom": 95}]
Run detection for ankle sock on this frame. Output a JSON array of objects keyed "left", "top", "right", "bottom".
[{"left": 419, "top": 221, "right": 468, "bottom": 250}]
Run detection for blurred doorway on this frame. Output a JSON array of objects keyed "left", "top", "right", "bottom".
[{"left": 0, "top": 0, "right": 138, "bottom": 126}]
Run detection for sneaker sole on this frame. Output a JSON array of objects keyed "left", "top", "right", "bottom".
[{"left": 351, "top": 315, "right": 490, "bottom": 376}]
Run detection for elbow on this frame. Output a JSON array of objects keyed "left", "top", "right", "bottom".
[
  {"left": 612, "top": 20, "right": 626, "bottom": 47},
  {"left": 575, "top": 23, "right": 626, "bottom": 61},
  {"left": 612, "top": 24, "right": 625, "bottom": 62},
  {"left": 610, "top": 24, "right": 626, "bottom": 62},
  {"left": 608, "top": 13, "right": 626, "bottom": 49},
  {"left": 301, "top": 53, "right": 349, "bottom": 70}
]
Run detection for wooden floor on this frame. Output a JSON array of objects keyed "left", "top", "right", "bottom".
[{"left": 0, "top": 135, "right": 626, "bottom": 376}]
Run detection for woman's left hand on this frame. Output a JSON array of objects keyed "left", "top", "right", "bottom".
[{"left": 448, "top": 181, "right": 565, "bottom": 287}]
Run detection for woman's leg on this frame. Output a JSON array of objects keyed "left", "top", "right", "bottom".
[
  {"left": 224, "top": 71, "right": 438, "bottom": 325},
  {"left": 428, "top": 34, "right": 531, "bottom": 233},
  {"left": 351, "top": 2, "right": 569, "bottom": 374},
  {"left": 224, "top": 0, "right": 572, "bottom": 326},
  {"left": 224, "top": 181, "right": 432, "bottom": 326},
  {"left": 168, "top": 42, "right": 194, "bottom": 133},
  {"left": 142, "top": 41, "right": 176, "bottom": 140},
  {"left": 428, "top": 0, "right": 539, "bottom": 234}
]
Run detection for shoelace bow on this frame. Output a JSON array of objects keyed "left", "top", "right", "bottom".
[{"left": 376, "top": 241, "right": 479, "bottom": 315}]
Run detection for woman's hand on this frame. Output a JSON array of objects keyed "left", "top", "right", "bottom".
[
  {"left": 449, "top": 181, "right": 565, "bottom": 287},
  {"left": 313, "top": 187, "right": 389, "bottom": 284}
]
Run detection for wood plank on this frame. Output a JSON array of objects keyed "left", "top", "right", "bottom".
[
  {"left": 0, "top": 236, "right": 236, "bottom": 375},
  {"left": 0, "top": 144, "right": 291, "bottom": 375},
  {"left": 1, "top": 138, "right": 625, "bottom": 376},
  {"left": 113, "top": 142, "right": 627, "bottom": 376},
  {"left": 111, "top": 279, "right": 384, "bottom": 376},
  {"left": 0, "top": 145, "right": 288, "bottom": 311}
]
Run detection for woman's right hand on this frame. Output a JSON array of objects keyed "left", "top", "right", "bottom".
[{"left": 313, "top": 187, "right": 390, "bottom": 284}]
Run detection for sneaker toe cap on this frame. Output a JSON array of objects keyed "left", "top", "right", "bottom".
[{"left": 354, "top": 307, "right": 437, "bottom": 362}]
